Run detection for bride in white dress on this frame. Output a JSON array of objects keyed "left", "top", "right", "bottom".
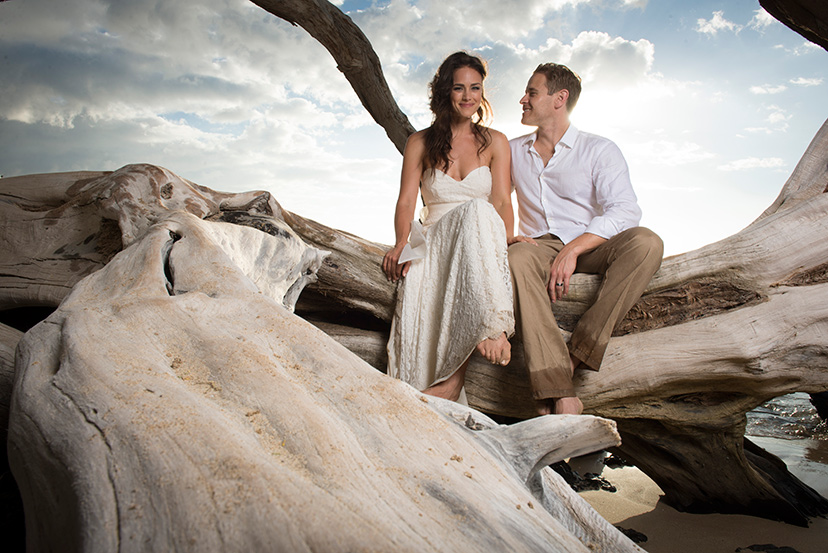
[{"left": 382, "top": 52, "right": 527, "bottom": 402}]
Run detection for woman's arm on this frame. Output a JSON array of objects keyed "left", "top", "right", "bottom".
[
  {"left": 488, "top": 131, "right": 515, "bottom": 240},
  {"left": 382, "top": 131, "right": 425, "bottom": 282}
]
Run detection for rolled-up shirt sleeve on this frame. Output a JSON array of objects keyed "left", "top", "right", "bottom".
[{"left": 583, "top": 141, "right": 641, "bottom": 239}]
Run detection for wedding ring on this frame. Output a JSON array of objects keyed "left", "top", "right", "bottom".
[{"left": 555, "top": 282, "right": 563, "bottom": 287}]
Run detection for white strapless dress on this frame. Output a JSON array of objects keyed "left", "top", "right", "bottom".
[{"left": 387, "top": 166, "right": 514, "bottom": 394}]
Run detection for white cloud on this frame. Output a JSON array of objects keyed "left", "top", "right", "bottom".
[
  {"left": 0, "top": 0, "right": 370, "bottom": 133},
  {"left": 765, "top": 105, "right": 791, "bottom": 126},
  {"left": 352, "top": 0, "right": 589, "bottom": 65},
  {"left": 745, "top": 105, "right": 790, "bottom": 134},
  {"left": 790, "top": 77, "right": 823, "bottom": 87},
  {"left": 625, "top": 140, "right": 714, "bottom": 166},
  {"left": 749, "top": 84, "right": 787, "bottom": 95},
  {"left": 718, "top": 157, "right": 786, "bottom": 171},
  {"left": 568, "top": 31, "right": 655, "bottom": 87},
  {"left": 775, "top": 41, "right": 823, "bottom": 55},
  {"left": 748, "top": 8, "right": 776, "bottom": 31},
  {"left": 696, "top": 11, "right": 741, "bottom": 35}
]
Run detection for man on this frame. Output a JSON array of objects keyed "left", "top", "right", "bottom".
[{"left": 509, "top": 63, "right": 663, "bottom": 415}]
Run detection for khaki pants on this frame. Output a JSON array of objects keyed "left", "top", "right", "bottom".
[{"left": 508, "top": 227, "right": 663, "bottom": 399}]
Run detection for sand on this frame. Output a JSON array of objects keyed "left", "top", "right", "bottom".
[{"left": 578, "top": 437, "right": 828, "bottom": 553}]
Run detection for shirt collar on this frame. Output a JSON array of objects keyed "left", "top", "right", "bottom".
[
  {"left": 558, "top": 124, "right": 579, "bottom": 150},
  {"left": 522, "top": 124, "right": 579, "bottom": 151}
]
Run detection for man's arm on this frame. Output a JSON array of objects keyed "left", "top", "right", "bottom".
[
  {"left": 583, "top": 141, "right": 641, "bottom": 239},
  {"left": 549, "top": 138, "right": 640, "bottom": 302}
]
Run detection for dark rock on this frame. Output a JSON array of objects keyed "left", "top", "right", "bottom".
[
  {"left": 615, "top": 526, "right": 647, "bottom": 544},
  {"left": 604, "top": 453, "right": 634, "bottom": 469},
  {"left": 809, "top": 391, "right": 828, "bottom": 420},
  {"left": 735, "top": 544, "right": 804, "bottom": 553},
  {"left": 550, "top": 461, "right": 617, "bottom": 493}
]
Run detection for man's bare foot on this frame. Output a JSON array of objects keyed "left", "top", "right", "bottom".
[
  {"left": 477, "top": 332, "right": 511, "bottom": 365},
  {"left": 423, "top": 365, "right": 467, "bottom": 402},
  {"left": 535, "top": 356, "right": 583, "bottom": 415},
  {"left": 554, "top": 396, "right": 583, "bottom": 415}
]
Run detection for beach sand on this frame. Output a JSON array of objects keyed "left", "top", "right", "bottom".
[{"left": 578, "top": 437, "right": 828, "bottom": 553}]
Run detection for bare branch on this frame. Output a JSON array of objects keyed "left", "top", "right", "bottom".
[{"left": 251, "top": 0, "right": 416, "bottom": 153}]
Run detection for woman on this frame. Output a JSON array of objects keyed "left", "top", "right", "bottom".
[{"left": 382, "top": 51, "right": 517, "bottom": 403}]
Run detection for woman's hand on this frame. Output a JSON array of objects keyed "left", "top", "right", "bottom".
[
  {"left": 507, "top": 235, "right": 537, "bottom": 246},
  {"left": 382, "top": 244, "right": 411, "bottom": 282}
]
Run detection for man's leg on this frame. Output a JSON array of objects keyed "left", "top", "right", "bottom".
[
  {"left": 508, "top": 236, "right": 578, "bottom": 408},
  {"left": 568, "top": 227, "right": 663, "bottom": 370}
]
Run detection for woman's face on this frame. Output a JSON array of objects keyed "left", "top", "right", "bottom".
[{"left": 450, "top": 66, "right": 483, "bottom": 120}]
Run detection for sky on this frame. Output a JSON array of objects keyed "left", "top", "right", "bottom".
[{"left": 1, "top": 0, "right": 826, "bottom": 256}]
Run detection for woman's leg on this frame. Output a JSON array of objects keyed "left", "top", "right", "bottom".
[
  {"left": 423, "top": 361, "right": 469, "bottom": 402},
  {"left": 424, "top": 332, "right": 511, "bottom": 401}
]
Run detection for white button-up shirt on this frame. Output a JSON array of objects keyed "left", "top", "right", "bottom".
[{"left": 510, "top": 125, "right": 642, "bottom": 244}]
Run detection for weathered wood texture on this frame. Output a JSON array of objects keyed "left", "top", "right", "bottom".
[
  {"left": 7, "top": 210, "right": 638, "bottom": 552},
  {"left": 249, "top": 0, "right": 416, "bottom": 154},
  {"left": 0, "top": 163, "right": 393, "bottom": 323},
  {"left": 0, "top": 323, "right": 23, "bottom": 453},
  {"left": 0, "top": 165, "right": 286, "bottom": 310}
]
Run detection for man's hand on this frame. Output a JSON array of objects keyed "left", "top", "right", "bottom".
[
  {"left": 548, "top": 244, "right": 578, "bottom": 302},
  {"left": 546, "top": 232, "right": 607, "bottom": 302},
  {"left": 382, "top": 244, "right": 410, "bottom": 282}
]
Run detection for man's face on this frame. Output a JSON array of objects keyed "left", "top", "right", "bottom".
[{"left": 520, "top": 73, "right": 557, "bottom": 126}]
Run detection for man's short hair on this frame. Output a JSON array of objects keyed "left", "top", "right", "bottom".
[{"left": 533, "top": 63, "right": 581, "bottom": 112}]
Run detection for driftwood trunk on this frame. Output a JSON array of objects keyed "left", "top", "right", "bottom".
[{"left": 4, "top": 197, "right": 640, "bottom": 552}]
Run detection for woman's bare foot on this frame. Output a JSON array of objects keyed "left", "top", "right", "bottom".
[
  {"left": 423, "top": 365, "right": 468, "bottom": 402},
  {"left": 476, "top": 332, "right": 511, "bottom": 365}
]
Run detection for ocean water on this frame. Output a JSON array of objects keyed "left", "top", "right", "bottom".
[
  {"left": 747, "top": 392, "right": 828, "bottom": 441},
  {"left": 746, "top": 392, "right": 828, "bottom": 497}
]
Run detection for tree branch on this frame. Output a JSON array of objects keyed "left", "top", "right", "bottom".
[{"left": 250, "top": 0, "right": 416, "bottom": 153}]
